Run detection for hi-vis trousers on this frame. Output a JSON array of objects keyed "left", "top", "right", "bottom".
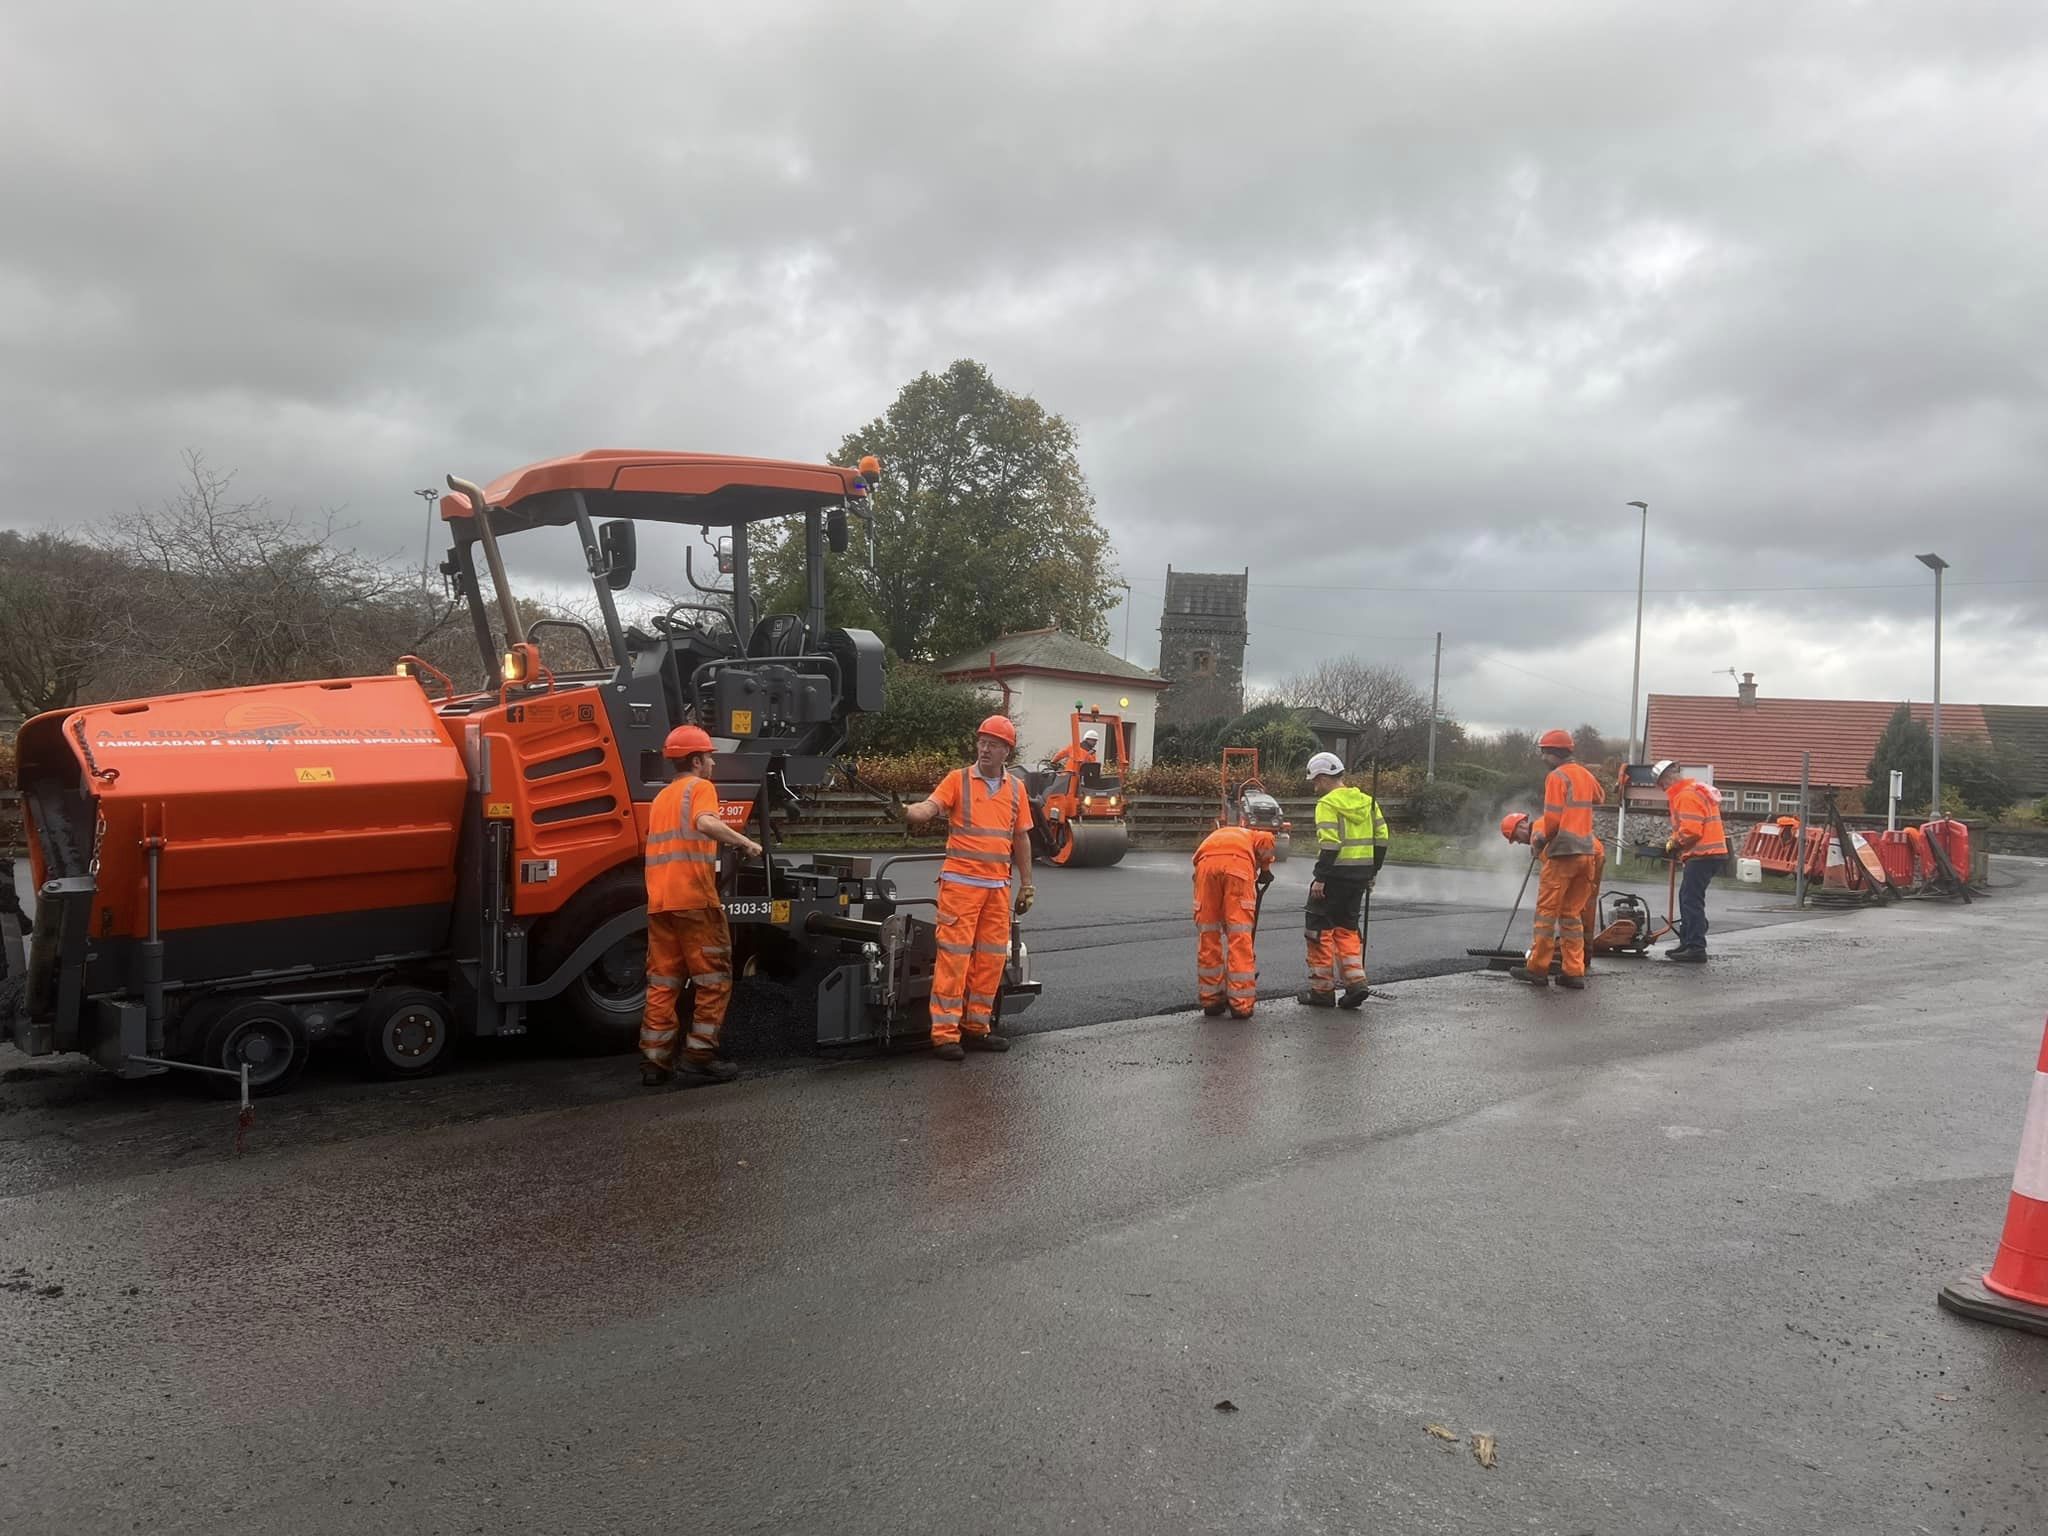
[
  {"left": 640, "top": 908, "right": 733, "bottom": 1069},
  {"left": 1193, "top": 864, "right": 1259, "bottom": 1018},
  {"left": 931, "top": 880, "right": 1012, "bottom": 1045},
  {"left": 1305, "top": 874, "right": 1369, "bottom": 996},
  {"left": 1528, "top": 854, "right": 1597, "bottom": 979}
]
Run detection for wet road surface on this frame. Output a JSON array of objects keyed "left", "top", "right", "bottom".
[{"left": 3, "top": 863, "right": 2045, "bottom": 1533}]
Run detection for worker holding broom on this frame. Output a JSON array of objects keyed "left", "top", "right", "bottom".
[
  {"left": 897, "top": 714, "right": 1034, "bottom": 1060},
  {"left": 1501, "top": 812, "right": 1619, "bottom": 968},
  {"left": 1192, "top": 822, "right": 1277, "bottom": 1018},
  {"left": 1299, "top": 752, "right": 1388, "bottom": 1010},
  {"left": 640, "top": 725, "right": 764, "bottom": 1089},
  {"left": 1510, "top": 729, "right": 1605, "bottom": 990}
]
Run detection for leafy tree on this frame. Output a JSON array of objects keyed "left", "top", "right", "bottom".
[
  {"left": 752, "top": 360, "right": 1121, "bottom": 661},
  {"left": 845, "top": 663, "right": 997, "bottom": 758},
  {"left": 1941, "top": 738, "right": 2032, "bottom": 820},
  {"left": 1866, "top": 704, "right": 1932, "bottom": 814},
  {"left": 1221, "top": 701, "right": 1319, "bottom": 780}
]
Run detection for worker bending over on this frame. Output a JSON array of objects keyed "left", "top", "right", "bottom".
[
  {"left": 898, "top": 715, "right": 1034, "bottom": 1059},
  {"left": 1511, "top": 730, "right": 1605, "bottom": 990},
  {"left": 1299, "top": 752, "right": 1388, "bottom": 1010},
  {"left": 1049, "top": 727, "right": 1101, "bottom": 773},
  {"left": 641, "top": 726, "right": 764, "bottom": 1089},
  {"left": 1192, "top": 823, "right": 1277, "bottom": 1019},
  {"left": 1653, "top": 759, "right": 1727, "bottom": 961}
]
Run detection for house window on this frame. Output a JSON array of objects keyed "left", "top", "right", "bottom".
[
  {"left": 1777, "top": 791, "right": 1804, "bottom": 813},
  {"left": 1190, "top": 649, "right": 1215, "bottom": 678},
  {"left": 1742, "top": 790, "right": 1772, "bottom": 813}
]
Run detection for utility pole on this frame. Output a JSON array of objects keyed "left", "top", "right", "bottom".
[
  {"left": 1918, "top": 553, "right": 1948, "bottom": 815},
  {"left": 1619, "top": 500, "right": 1650, "bottom": 854},
  {"left": 415, "top": 488, "right": 441, "bottom": 597},
  {"left": 1426, "top": 630, "right": 1442, "bottom": 782},
  {"left": 1117, "top": 579, "right": 1134, "bottom": 660}
]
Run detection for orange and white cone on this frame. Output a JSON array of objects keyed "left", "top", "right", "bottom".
[{"left": 1939, "top": 1017, "right": 2048, "bottom": 1336}]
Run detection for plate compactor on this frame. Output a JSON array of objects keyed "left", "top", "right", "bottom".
[{"left": 2, "top": 449, "right": 1038, "bottom": 1094}]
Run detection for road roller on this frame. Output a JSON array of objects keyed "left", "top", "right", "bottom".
[{"left": 1025, "top": 709, "right": 1132, "bottom": 868}]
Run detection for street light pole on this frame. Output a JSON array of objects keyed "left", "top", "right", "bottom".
[
  {"left": 415, "top": 488, "right": 441, "bottom": 597},
  {"left": 1116, "top": 579, "right": 1134, "bottom": 660},
  {"left": 1620, "top": 500, "right": 1649, "bottom": 852},
  {"left": 1918, "top": 552, "right": 1948, "bottom": 814}
]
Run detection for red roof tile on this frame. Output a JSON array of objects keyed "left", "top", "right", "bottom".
[{"left": 1644, "top": 695, "right": 1989, "bottom": 789}]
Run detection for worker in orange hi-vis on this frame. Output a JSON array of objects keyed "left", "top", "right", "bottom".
[
  {"left": 1653, "top": 758, "right": 1729, "bottom": 961},
  {"left": 897, "top": 715, "right": 1035, "bottom": 1060},
  {"left": 1048, "top": 727, "right": 1101, "bottom": 774},
  {"left": 1502, "top": 811, "right": 1616, "bottom": 967},
  {"left": 1192, "top": 824, "right": 1278, "bottom": 1019},
  {"left": 1510, "top": 730, "right": 1606, "bottom": 991},
  {"left": 641, "top": 725, "right": 764, "bottom": 1089}
]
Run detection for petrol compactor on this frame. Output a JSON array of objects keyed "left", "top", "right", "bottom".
[{"left": 1, "top": 450, "right": 1039, "bottom": 1093}]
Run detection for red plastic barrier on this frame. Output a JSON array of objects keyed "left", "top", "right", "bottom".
[
  {"left": 1924, "top": 818, "right": 1971, "bottom": 879},
  {"left": 1875, "top": 830, "right": 1917, "bottom": 890},
  {"left": 1904, "top": 824, "right": 1936, "bottom": 881}
]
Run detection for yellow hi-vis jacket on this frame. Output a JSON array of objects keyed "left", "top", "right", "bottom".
[{"left": 1313, "top": 786, "right": 1389, "bottom": 875}]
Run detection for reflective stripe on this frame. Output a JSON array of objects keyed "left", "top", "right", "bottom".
[
  {"left": 1227, "top": 971, "right": 1257, "bottom": 982},
  {"left": 648, "top": 850, "right": 719, "bottom": 866},
  {"left": 646, "top": 973, "right": 683, "bottom": 988},
  {"left": 1195, "top": 922, "right": 1224, "bottom": 934},
  {"left": 969, "top": 992, "right": 997, "bottom": 1006},
  {"left": 975, "top": 944, "right": 1010, "bottom": 956},
  {"left": 695, "top": 972, "right": 731, "bottom": 986},
  {"left": 937, "top": 940, "right": 975, "bottom": 956},
  {"left": 948, "top": 847, "right": 1012, "bottom": 864},
  {"left": 1224, "top": 922, "right": 1254, "bottom": 934}
]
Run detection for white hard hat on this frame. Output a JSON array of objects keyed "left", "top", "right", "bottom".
[
  {"left": 1081, "top": 728, "right": 1100, "bottom": 743},
  {"left": 1306, "top": 751, "right": 1345, "bottom": 778},
  {"left": 1651, "top": 759, "right": 1679, "bottom": 780}
]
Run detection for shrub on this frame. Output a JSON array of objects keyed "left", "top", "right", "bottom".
[
  {"left": 845, "top": 663, "right": 998, "bottom": 758},
  {"left": 1404, "top": 780, "right": 1476, "bottom": 834}
]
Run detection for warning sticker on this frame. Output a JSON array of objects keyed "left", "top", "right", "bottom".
[
  {"left": 729, "top": 709, "right": 755, "bottom": 735},
  {"left": 295, "top": 767, "right": 335, "bottom": 783}
]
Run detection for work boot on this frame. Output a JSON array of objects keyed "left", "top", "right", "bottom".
[
  {"left": 678, "top": 1057, "right": 740, "bottom": 1087},
  {"left": 1508, "top": 966, "right": 1549, "bottom": 987},
  {"left": 1663, "top": 944, "right": 1697, "bottom": 960},
  {"left": 1202, "top": 1002, "right": 1228, "bottom": 1018},
  {"left": 640, "top": 1063, "right": 673, "bottom": 1089},
  {"left": 1296, "top": 989, "right": 1337, "bottom": 1008},
  {"left": 933, "top": 1041, "right": 966, "bottom": 1061},
  {"left": 1337, "top": 987, "right": 1369, "bottom": 1010},
  {"left": 961, "top": 1032, "right": 1011, "bottom": 1052},
  {"left": 1556, "top": 974, "right": 1587, "bottom": 991},
  {"left": 1229, "top": 1008, "right": 1255, "bottom": 1021},
  {"left": 1667, "top": 948, "right": 1708, "bottom": 964}
]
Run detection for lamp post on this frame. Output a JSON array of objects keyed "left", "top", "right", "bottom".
[
  {"left": 1917, "top": 552, "right": 1948, "bottom": 814},
  {"left": 1619, "top": 500, "right": 1649, "bottom": 852},
  {"left": 1116, "top": 579, "right": 1134, "bottom": 660},
  {"left": 415, "top": 488, "right": 441, "bottom": 597}
]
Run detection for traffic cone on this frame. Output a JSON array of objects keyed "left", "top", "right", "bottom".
[{"left": 1939, "top": 1017, "right": 2048, "bottom": 1336}]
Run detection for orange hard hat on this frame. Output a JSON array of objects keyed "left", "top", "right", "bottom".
[
  {"left": 1538, "top": 729, "right": 1574, "bottom": 752},
  {"left": 977, "top": 714, "right": 1018, "bottom": 748},
  {"left": 664, "top": 725, "right": 715, "bottom": 759},
  {"left": 1500, "top": 812, "right": 1531, "bottom": 842}
]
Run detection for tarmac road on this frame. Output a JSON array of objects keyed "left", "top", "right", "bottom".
[{"left": 2, "top": 860, "right": 2044, "bottom": 1533}]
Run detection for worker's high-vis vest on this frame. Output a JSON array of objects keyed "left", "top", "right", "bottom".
[
  {"left": 941, "top": 767, "right": 1026, "bottom": 884},
  {"left": 1536, "top": 762, "right": 1604, "bottom": 857},
  {"left": 1667, "top": 778, "right": 1728, "bottom": 858},
  {"left": 1314, "top": 787, "right": 1389, "bottom": 869},
  {"left": 646, "top": 775, "right": 723, "bottom": 912}
]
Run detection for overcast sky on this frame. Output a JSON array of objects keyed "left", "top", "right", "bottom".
[{"left": 5, "top": 1, "right": 2044, "bottom": 736}]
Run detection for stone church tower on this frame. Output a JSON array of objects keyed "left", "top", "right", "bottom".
[{"left": 1156, "top": 566, "right": 1248, "bottom": 726}]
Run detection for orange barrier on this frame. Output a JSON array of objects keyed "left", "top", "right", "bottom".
[{"left": 1939, "top": 1018, "right": 2048, "bottom": 1336}]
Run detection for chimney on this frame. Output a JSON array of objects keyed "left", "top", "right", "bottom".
[{"left": 1737, "top": 672, "right": 1758, "bottom": 708}]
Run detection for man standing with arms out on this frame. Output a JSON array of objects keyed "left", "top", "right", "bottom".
[
  {"left": 1049, "top": 726, "right": 1101, "bottom": 774},
  {"left": 1653, "top": 759, "right": 1727, "bottom": 962},
  {"left": 1298, "top": 752, "right": 1388, "bottom": 1011},
  {"left": 1192, "top": 822, "right": 1278, "bottom": 1019},
  {"left": 899, "top": 715, "right": 1035, "bottom": 1059},
  {"left": 641, "top": 725, "right": 764, "bottom": 1089},
  {"left": 1511, "top": 729, "right": 1605, "bottom": 991}
]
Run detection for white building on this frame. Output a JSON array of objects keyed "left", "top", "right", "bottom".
[{"left": 935, "top": 627, "right": 1167, "bottom": 768}]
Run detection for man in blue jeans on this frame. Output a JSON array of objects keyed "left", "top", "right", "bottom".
[{"left": 1654, "top": 760, "right": 1727, "bottom": 961}]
